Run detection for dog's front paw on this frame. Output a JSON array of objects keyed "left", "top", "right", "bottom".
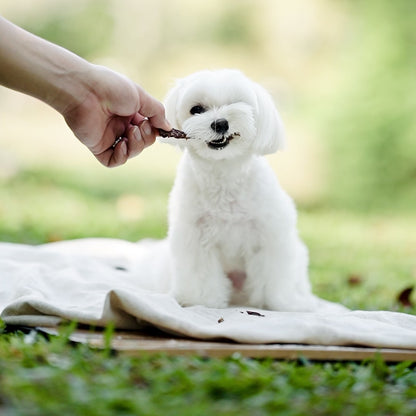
[
  {"left": 266, "top": 293, "right": 348, "bottom": 313},
  {"left": 173, "top": 291, "right": 230, "bottom": 309},
  {"left": 172, "top": 283, "right": 231, "bottom": 309}
]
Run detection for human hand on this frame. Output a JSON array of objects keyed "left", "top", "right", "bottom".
[
  {"left": 62, "top": 65, "right": 171, "bottom": 167},
  {"left": 0, "top": 18, "right": 171, "bottom": 166}
]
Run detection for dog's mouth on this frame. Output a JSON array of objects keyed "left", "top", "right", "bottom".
[{"left": 207, "top": 133, "right": 240, "bottom": 150}]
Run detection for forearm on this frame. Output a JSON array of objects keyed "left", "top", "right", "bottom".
[{"left": 0, "top": 17, "right": 91, "bottom": 113}]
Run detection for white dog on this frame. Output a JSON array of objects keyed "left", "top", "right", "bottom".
[{"left": 161, "top": 69, "right": 346, "bottom": 312}]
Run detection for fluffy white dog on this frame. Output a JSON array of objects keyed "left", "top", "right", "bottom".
[{"left": 160, "top": 69, "right": 346, "bottom": 312}]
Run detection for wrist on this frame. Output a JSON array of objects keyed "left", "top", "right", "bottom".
[{"left": 46, "top": 61, "right": 95, "bottom": 115}]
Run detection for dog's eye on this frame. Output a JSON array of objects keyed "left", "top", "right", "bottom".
[{"left": 190, "top": 105, "right": 206, "bottom": 115}]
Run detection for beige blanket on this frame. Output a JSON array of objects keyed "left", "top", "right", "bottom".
[{"left": 1, "top": 239, "right": 416, "bottom": 349}]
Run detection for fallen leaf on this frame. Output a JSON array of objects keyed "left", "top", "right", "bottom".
[
  {"left": 246, "top": 310, "right": 265, "bottom": 317},
  {"left": 347, "top": 274, "right": 363, "bottom": 286},
  {"left": 47, "top": 233, "right": 63, "bottom": 243},
  {"left": 397, "top": 286, "right": 414, "bottom": 307}
]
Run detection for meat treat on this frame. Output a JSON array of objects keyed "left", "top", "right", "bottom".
[{"left": 158, "top": 128, "right": 188, "bottom": 139}]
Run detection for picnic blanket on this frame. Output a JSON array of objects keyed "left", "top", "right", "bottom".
[{"left": 1, "top": 238, "right": 416, "bottom": 349}]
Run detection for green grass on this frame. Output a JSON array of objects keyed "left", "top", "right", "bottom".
[
  {"left": 0, "top": 165, "right": 173, "bottom": 243},
  {"left": 300, "top": 210, "right": 416, "bottom": 311},
  {"left": 1, "top": 328, "right": 416, "bottom": 416},
  {"left": 1, "top": 165, "right": 416, "bottom": 415}
]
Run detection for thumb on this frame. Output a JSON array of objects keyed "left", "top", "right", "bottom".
[{"left": 137, "top": 85, "right": 171, "bottom": 130}]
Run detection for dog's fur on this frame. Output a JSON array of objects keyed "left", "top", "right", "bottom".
[{"left": 161, "top": 69, "right": 346, "bottom": 312}]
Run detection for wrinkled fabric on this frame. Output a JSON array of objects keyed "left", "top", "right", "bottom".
[{"left": 1, "top": 239, "right": 416, "bottom": 349}]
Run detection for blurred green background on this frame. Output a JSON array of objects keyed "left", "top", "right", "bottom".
[
  {"left": 2, "top": 0, "right": 415, "bottom": 210},
  {"left": 0, "top": 0, "right": 415, "bottom": 308}
]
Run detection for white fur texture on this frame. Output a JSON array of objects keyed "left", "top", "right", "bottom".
[{"left": 161, "top": 69, "right": 346, "bottom": 312}]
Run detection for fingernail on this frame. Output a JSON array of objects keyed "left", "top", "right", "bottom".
[
  {"left": 121, "top": 140, "right": 127, "bottom": 156},
  {"left": 143, "top": 122, "right": 152, "bottom": 136},
  {"left": 133, "top": 126, "right": 142, "bottom": 142}
]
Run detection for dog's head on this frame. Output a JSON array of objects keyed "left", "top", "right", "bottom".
[{"left": 162, "top": 69, "right": 285, "bottom": 160}]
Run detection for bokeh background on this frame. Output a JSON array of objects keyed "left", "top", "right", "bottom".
[{"left": 1, "top": 0, "right": 415, "bottom": 309}]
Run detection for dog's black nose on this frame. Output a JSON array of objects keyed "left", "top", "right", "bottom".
[{"left": 211, "top": 119, "right": 229, "bottom": 134}]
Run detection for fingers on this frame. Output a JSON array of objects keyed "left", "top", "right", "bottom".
[
  {"left": 110, "top": 139, "right": 129, "bottom": 166},
  {"left": 94, "top": 119, "right": 156, "bottom": 167},
  {"left": 125, "top": 121, "right": 156, "bottom": 159},
  {"left": 130, "top": 112, "right": 146, "bottom": 125},
  {"left": 94, "top": 138, "right": 128, "bottom": 168}
]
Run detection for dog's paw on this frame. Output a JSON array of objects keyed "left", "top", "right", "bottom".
[
  {"left": 311, "top": 296, "right": 349, "bottom": 313},
  {"left": 172, "top": 284, "right": 231, "bottom": 309},
  {"left": 173, "top": 291, "right": 229, "bottom": 309},
  {"left": 180, "top": 298, "right": 229, "bottom": 309},
  {"left": 266, "top": 293, "right": 348, "bottom": 313}
]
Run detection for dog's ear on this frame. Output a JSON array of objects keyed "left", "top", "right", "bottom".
[
  {"left": 164, "top": 79, "right": 183, "bottom": 129},
  {"left": 252, "top": 82, "right": 285, "bottom": 155},
  {"left": 160, "top": 80, "right": 188, "bottom": 150}
]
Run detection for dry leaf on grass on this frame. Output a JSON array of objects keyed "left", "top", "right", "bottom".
[
  {"left": 347, "top": 274, "right": 363, "bottom": 286},
  {"left": 397, "top": 286, "right": 414, "bottom": 307}
]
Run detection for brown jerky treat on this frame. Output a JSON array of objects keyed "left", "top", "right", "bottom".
[{"left": 158, "top": 128, "right": 188, "bottom": 139}]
